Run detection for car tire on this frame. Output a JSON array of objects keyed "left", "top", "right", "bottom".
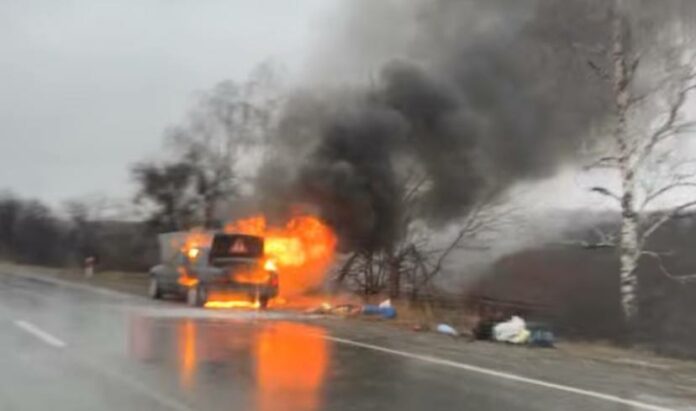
[
  {"left": 148, "top": 277, "right": 162, "bottom": 299},
  {"left": 259, "top": 296, "right": 269, "bottom": 310},
  {"left": 187, "top": 286, "right": 206, "bottom": 307}
]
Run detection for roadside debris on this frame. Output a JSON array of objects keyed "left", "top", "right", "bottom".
[
  {"left": 304, "top": 301, "right": 333, "bottom": 314},
  {"left": 436, "top": 323, "right": 460, "bottom": 337},
  {"left": 412, "top": 323, "right": 430, "bottom": 332},
  {"left": 332, "top": 304, "right": 361, "bottom": 316},
  {"left": 527, "top": 323, "right": 555, "bottom": 347},
  {"left": 303, "top": 296, "right": 554, "bottom": 347},
  {"left": 472, "top": 317, "right": 497, "bottom": 341},
  {"left": 362, "top": 304, "right": 397, "bottom": 319},
  {"left": 471, "top": 313, "right": 555, "bottom": 347},
  {"left": 304, "top": 301, "right": 363, "bottom": 316},
  {"left": 493, "top": 315, "right": 528, "bottom": 344}
]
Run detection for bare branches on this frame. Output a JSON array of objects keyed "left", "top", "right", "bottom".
[
  {"left": 641, "top": 182, "right": 696, "bottom": 210},
  {"left": 641, "top": 80, "right": 696, "bottom": 160},
  {"left": 587, "top": 59, "right": 611, "bottom": 82},
  {"left": 334, "top": 251, "right": 360, "bottom": 286},
  {"left": 561, "top": 227, "right": 617, "bottom": 249},
  {"left": 401, "top": 171, "right": 429, "bottom": 206},
  {"left": 641, "top": 250, "right": 696, "bottom": 284},
  {"left": 641, "top": 199, "right": 696, "bottom": 242},
  {"left": 333, "top": 189, "right": 513, "bottom": 300},
  {"left": 629, "top": 71, "right": 690, "bottom": 107},
  {"left": 590, "top": 186, "right": 622, "bottom": 203},
  {"left": 627, "top": 54, "right": 641, "bottom": 81},
  {"left": 584, "top": 155, "right": 620, "bottom": 170},
  {"left": 407, "top": 195, "right": 515, "bottom": 292}
]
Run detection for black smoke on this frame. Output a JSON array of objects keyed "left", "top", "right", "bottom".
[{"left": 257, "top": 0, "right": 617, "bottom": 251}]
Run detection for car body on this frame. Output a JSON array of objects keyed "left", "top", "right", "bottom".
[{"left": 148, "top": 233, "right": 279, "bottom": 308}]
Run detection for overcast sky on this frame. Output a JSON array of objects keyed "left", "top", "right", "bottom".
[{"left": 0, "top": 0, "right": 330, "bottom": 207}]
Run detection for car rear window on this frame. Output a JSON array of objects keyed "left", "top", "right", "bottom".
[{"left": 209, "top": 234, "right": 264, "bottom": 259}]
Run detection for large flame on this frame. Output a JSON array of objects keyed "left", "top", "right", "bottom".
[
  {"left": 205, "top": 300, "right": 260, "bottom": 309},
  {"left": 178, "top": 228, "right": 212, "bottom": 253},
  {"left": 225, "top": 215, "right": 337, "bottom": 297},
  {"left": 175, "top": 228, "right": 211, "bottom": 287}
]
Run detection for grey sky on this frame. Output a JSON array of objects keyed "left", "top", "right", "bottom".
[{"left": 0, "top": 0, "right": 329, "bottom": 206}]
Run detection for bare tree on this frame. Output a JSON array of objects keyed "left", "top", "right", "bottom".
[
  {"left": 166, "top": 62, "right": 285, "bottom": 226},
  {"left": 131, "top": 161, "right": 197, "bottom": 231},
  {"left": 586, "top": 4, "right": 696, "bottom": 321},
  {"left": 335, "top": 173, "right": 512, "bottom": 300}
]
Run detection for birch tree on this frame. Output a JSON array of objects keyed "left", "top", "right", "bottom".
[{"left": 587, "top": 3, "right": 696, "bottom": 322}]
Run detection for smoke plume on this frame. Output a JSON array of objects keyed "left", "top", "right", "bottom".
[{"left": 257, "top": 0, "right": 616, "bottom": 251}]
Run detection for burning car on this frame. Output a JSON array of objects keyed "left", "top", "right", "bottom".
[{"left": 148, "top": 232, "right": 279, "bottom": 309}]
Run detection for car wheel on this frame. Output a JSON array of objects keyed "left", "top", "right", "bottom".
[
  {"left": 259, "top": 296, "right": 269, "bottom": 310},
  {"left": 148, "top": 277, "right": 162, "bottom": 299},
  {"left": 187, "top": 286, "right": 206, "bottom": 307}
]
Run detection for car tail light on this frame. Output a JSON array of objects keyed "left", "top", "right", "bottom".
[{"left": 264, "top": 259, "right": 277, "bottom": 271}]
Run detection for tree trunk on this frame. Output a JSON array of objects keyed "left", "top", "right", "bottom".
[
  {"left": 612, "top": 10, "right": 640, "bottom": 322},
  {"left": 335, "top": 251, "right": 359, "bottom": 286},
  {"left": 387, "top": 252, "right": 401, "bottom": 299},
  {"left": 619, "top": 206, "right": 640, "bottom": 321},
  {"left": 364, "top": 252, "right": 374, "bottom": 295}
]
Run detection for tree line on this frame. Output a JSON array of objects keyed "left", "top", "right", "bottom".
[{"left": 0, "top": 192, "right": 156, "bottom": 271}]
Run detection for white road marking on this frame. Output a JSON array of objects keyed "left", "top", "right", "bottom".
[
  {"left": 324, "top": 335, "right": 679, "bottom": 411},
  {"left": 13, "top": 320, "right": 66, "bottom": 348}
]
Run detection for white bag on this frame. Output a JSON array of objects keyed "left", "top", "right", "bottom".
[{"left": 493, "top": 316, "right": 527, "bottom": 343}]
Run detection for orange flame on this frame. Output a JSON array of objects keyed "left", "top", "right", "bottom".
[
  {"left": 177, "top": 267, "right": 199, "bottom": 287},
  {"left": 204, "top": 300, "right": 260, "bottom": 309},
  {"left": 175, "top": 229, "right": 211, "bottom": 287},
  {"left": 225, "top": 215, "right": 337, "bottom": 297},
  {"left": 178, "top": 229, "right": 212, "bottom": 254}
]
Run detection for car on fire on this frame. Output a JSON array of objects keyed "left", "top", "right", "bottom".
[{"left": 148, "top": 233, "right": 279, "bottom": 308}]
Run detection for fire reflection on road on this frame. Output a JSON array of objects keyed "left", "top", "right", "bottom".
[
  {"left": 254, "top": 323, "right": 329, "bottom": 411},
  {"left": 128, "top": 315, "right": 329, "bottom": 411},
  {"left": 178, "top": 320, "right": 197, "bottom": 389}
]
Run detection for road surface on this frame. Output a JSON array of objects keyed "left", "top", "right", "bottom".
[{"left": 0, "top": 270, "right": 694, "bottom": 411}]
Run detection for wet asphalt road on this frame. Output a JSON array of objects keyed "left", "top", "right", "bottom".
[{"left": 0, "top": 271, "right": 694, "bottom": 411}]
